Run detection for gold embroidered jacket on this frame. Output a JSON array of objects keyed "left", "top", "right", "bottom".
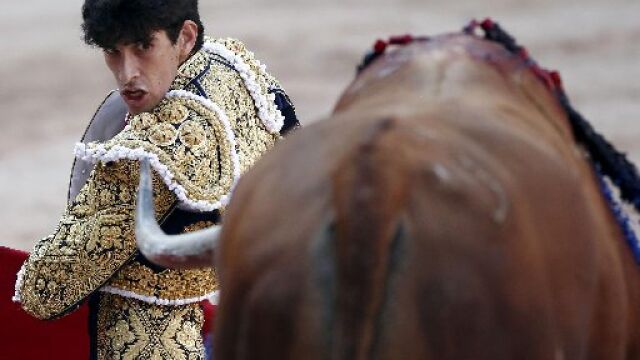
[{"left": 14, "top": 37, "right": 297, "bottom": 359}]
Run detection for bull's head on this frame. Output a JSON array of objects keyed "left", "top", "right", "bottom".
[{"left": 135, "top": 159, "right": 219, "bottom": 269}]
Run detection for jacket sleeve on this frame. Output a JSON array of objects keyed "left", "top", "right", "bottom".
[{"left": 15, "top": 159, "right": 176, "bottom": 320}]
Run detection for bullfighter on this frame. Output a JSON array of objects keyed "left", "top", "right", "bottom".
[{"left": 12, "top": 0, "right": 298, "bottom": 358}]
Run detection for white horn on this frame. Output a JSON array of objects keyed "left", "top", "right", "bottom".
[{"left": 135, "top": 159, "right": 219, "bottom": 269}]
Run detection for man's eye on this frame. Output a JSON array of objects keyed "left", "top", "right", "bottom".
[
  {"left": 104, "top": 48, "right": 119, "bottom": 55},
  {"left": 137, "top": 42, "right": 152, "bottom": 51}
]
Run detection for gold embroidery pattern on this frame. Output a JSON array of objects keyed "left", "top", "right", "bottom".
[
  {"left": 97, "top": 293, "right": 205, "bottom": 360},
  {"left": 19, "top": 161, "right": 175, "bottom": 319},
  {"left": 89, "top": 96, "right": 237, "bottom": 204},
  {"left": 199, "top": 59, "right": 279, "bottom": 172},
  {"left": 176, "top": 37, "right": 283, "bottom": 166},
  {"left": 172, "top": 50, "right": 210, "bottom": 91},
  {"left": 107, "top": 262, "right": 217, "bottom": 301},
  {"left": 183, "top": 221, "right": 217, "bottom": 233},
  {"left": 107, "top": 219, "right": 219, "bottom": 300}
]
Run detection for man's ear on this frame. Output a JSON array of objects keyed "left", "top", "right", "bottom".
[{"left": 178, "top": 20, "right": 199, "bottom": 61}]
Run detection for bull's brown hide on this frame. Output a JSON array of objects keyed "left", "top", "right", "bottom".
[{"left": 215, "top": 34, "right": 640, "bottom": 359}]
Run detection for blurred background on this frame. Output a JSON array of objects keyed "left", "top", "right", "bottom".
[{"left": 1, "top": 0, "right": 639, "bottom": 250}]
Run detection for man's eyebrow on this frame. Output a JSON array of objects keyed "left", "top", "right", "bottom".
[
  {"left": 141, "top": 35, "right": 157, "bottom": 44},
  {"left": 128, "top": 37, "right": 153, "bottom": 47}
]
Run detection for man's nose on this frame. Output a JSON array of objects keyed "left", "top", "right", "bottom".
[{"left": 120, "top": 52, "right": 141, "bottom": 85}]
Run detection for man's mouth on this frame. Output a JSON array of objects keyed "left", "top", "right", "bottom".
[{"left": 121, "top": 89, "right": 149, "bottom": 107}]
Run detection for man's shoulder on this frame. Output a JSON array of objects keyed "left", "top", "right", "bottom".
[
  {"left": 204, "top": 36, "right": 251, "bottom": 58},
  {"left": 206, "top": 36, "right": 249, "bottom": 53},
  {"left": 200, "top": 36, "right": 299, "bottom": 133},
  {"left": 77, "top": 94, "right": 241, "bottom": 212},
  {"left": 201, "top": 36, "right": 282, "bottom": 90}
]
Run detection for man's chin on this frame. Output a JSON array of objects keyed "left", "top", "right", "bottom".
[
  {"left": 124, "top": 100, "right": 154, "bottom": 116},
  {"left": 127, "top": 107, "right": 147, "bottom": 116}
]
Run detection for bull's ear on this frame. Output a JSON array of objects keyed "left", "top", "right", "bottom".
[{"left": 135, "top": 159, "right": 220, "bottom": 270}]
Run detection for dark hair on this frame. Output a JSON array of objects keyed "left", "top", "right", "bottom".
[{"left": 81, "top": 0, "right": 205, "bottom": 52}]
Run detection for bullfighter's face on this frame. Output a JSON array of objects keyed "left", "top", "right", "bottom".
[{"left": 103, "top": 21, "right": 197, "bottom": 115}]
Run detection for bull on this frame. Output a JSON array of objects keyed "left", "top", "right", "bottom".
[{"left": 135, "top": 20, "right": 640, "bottom": 359}]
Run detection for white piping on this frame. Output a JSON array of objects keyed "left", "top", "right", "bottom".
[
  {"left": 203, "top": 41, "right": 285, "bottom": 134},
  {"left": 166, "top": 90, "right": 242, "bottom": 181},
  {"left": 75, "top": 92, "right": 242, "bottom": 212},
  {"left": 75, "top": 143, "right": 229, "bottom": 212},
  {"left": 100, "top": 286, "right": 220, "bottom": 306},
  {"left": 11, "top": 264, "right": 27, "bottom": 303}
]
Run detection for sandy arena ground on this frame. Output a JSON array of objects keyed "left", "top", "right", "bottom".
[{"left": 1, "top": 0, "right": 639, "bottom": 250}]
